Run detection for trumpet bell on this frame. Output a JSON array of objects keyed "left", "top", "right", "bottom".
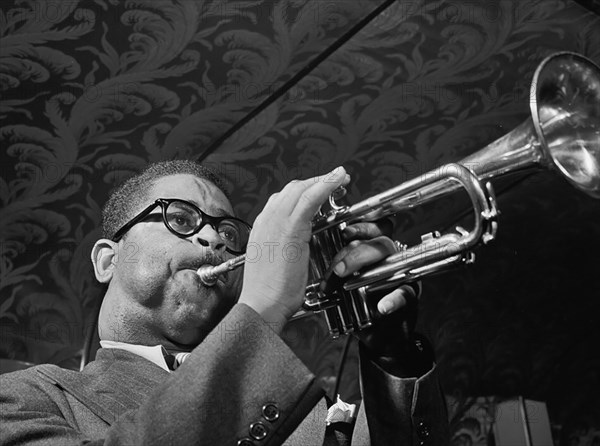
[
  {"left": 533, "top": 52, "right": 600, "bottom": 198},
  {"left": 461, "top": 52, "right": 600, "bottom": 198}
]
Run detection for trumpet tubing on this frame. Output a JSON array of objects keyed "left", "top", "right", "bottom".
[{"left": 198, "top": 52, "right": 600, "bottom": 338}]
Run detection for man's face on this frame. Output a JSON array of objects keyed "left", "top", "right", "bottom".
[{"left": 107, "top": 174, "right": 243, "bottom": 350}]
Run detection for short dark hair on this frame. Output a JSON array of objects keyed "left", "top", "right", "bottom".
[{"left": 102, "top": 160, "right": 228, "bottom": 240}]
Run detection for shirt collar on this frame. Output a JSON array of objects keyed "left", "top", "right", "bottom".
[{"left": 100, "top": 340, "right": 173, "bottom": 372}]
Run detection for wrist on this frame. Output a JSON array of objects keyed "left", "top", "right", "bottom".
[
  {"left": 361, "top": 333, "right": 434, "bottom": 378},
  {"left": 238, "top": 293, "right": 289, "bottom": 335}
]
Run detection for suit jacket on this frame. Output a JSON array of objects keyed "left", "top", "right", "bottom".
[{"left": 0, "top": 304, "right": 448, "bottom": 445}]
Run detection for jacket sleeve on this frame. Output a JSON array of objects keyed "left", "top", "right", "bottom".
[
  {"left": 0, "top": 303, "right": 325, "bottom": 446},
  {"left": 351, "top": 342, "right": 449, "bottom": 446},
  {"left": 107, "top": 303, "right": 326, "bottom": 446}
]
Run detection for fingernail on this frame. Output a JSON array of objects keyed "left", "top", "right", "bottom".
[
  {"left": 378, "top": 300, "right": 393, "bottom": 315},
  {"left": 333, "top": 262, "right": 346, "bottom": 276},
  {"left": 343, "top": 227, "right": 356, "bottom": 237},
  {"left": 334, "top": 166, "right": 349, "bottom": 179}
]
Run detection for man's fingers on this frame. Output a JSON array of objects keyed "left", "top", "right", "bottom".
[
  {"left": 343, "top": 219, "right": 394, "bottom": 241},
  {"left": 329, "top": 236, "right": 396, "bottom": 277},
  {"left": 269, "top": 180, "right": 310, "bottom": 216},
  {"left": 290, "top": 167, "right": 350, "bottom": 221},
  {"left": 261, "top": 167, "right": 349, "bottom": 219},
  {"left": 377, "top": 288, "right": 407, "bottom": 315},
  {"left": 376, "top": 285, "right": 417, "bottom": 315}
]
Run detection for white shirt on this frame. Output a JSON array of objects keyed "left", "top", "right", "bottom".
[{"left": 99, "top": 340, "right": 190, "bottom": 372}]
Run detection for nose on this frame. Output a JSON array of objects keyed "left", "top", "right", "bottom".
[{"left": 190, "top": 224, "right": 226, "bottom": 253}]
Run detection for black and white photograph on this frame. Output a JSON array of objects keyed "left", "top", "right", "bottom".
[{"left": 1, "top": 1, "right": 599, "bottom": 444}]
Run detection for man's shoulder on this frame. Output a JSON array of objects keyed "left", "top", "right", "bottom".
[
  {"left": 0, "top": 364, "right": 82, "bottom": 416},
  {"left": 0, "top": 363, "right": 75, "bottom": 386},
  {"left": 1, "top": 363, "right": 89, "bottom": 402}
]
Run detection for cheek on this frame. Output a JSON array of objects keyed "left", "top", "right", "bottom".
[{"left": 114, "top": 241, "right": 173, "bottom": 301}]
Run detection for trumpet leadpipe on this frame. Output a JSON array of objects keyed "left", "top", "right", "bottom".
[{"left": 196, "top": 255, "right": 246, "bottom": 286}]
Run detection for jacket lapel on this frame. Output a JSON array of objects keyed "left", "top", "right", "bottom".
[{"left": 37, "top": 348, "right": 167, "bottom": 424}]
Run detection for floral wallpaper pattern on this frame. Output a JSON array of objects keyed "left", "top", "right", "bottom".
[{"left": 1, "top": 0, "right": 600, "bottom": 443}]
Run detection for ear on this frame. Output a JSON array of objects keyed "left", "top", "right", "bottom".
[{"left": 91, "top": 239, "right": 118, "bottom": 283}]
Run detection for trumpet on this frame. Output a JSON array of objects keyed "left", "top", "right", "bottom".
[{"left": 198, "top": 52, "right": 600, "bottom": 338}]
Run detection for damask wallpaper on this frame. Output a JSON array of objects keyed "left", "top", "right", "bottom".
[{"left": 1, "top": 0, "right": 600, "bottom": 444}]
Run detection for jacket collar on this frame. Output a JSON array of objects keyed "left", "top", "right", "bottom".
[{"left": 37, "top": 348, "right": 167, "bottom": 424}]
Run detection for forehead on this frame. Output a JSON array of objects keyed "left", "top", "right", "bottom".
[{"left": 148, "top": 174, "right": 234, "bottom": 216}]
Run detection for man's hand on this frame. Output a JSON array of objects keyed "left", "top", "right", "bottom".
[
  {"left": 323, "top": 221, "right": 411, "bottom": 318},
  {"left": 325, "top": 222, "right": 432, "bottom": 377},
  {"left": 238, "top": 167, "right": 350, "bottom": 334}
]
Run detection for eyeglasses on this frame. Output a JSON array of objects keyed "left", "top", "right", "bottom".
[{"left": 112, "top": 198, "right": 252, "bottom": 254}]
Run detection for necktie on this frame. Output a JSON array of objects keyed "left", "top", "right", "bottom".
[
  {"left": 163, "top": 353, "right": 176, "bottom": 370},
  {"left": 163, "top": 352, "right": 191, "bottom": 371}
]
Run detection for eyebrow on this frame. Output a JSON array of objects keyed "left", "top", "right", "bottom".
[
  {"left": 190, "top": 178, "right": 233, "bottom": 216},
  {"left": 212, "top": 207, "right": 233, "bottom": 218},
  {"left": 188, "top": 199, "right": 233, "bottom": 218}
]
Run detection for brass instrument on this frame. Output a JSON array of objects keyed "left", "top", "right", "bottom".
[{"left": 198, "top": 52, "right": 600, "bottom": 338}]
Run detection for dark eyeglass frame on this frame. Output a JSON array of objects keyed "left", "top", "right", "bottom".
[{"left": 111, "top": 198, "right": 252, "bottom": 254}]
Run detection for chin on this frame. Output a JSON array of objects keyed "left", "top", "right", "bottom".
[
  {"left": 167, "top": 317, "right": 226, "bottom": 350},
  {"left": 171, "top": 297, "right": 236, "bottom": 345},
  {"left": 162, "top": 272, "right": 238, "bottom": 344}
]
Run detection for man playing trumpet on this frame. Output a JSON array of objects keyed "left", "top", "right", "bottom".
[{"left": 0, "top": 160, "right": 448, "bottom": 445}]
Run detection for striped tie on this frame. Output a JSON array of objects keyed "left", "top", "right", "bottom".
[{"left": 164, "top": 352, "right": 191, "bottom": 371}]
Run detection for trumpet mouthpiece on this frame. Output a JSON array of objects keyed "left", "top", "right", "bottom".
[
  {"left": 196, "top": 255, "right": 246, "bottom": 287},
  {"left": 196, "top": 264, "right": 220, "bottom": 286}
]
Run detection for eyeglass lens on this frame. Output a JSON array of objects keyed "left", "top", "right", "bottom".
[{"left": 165, "top": 201, "right": 248, "bottom": 252}]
